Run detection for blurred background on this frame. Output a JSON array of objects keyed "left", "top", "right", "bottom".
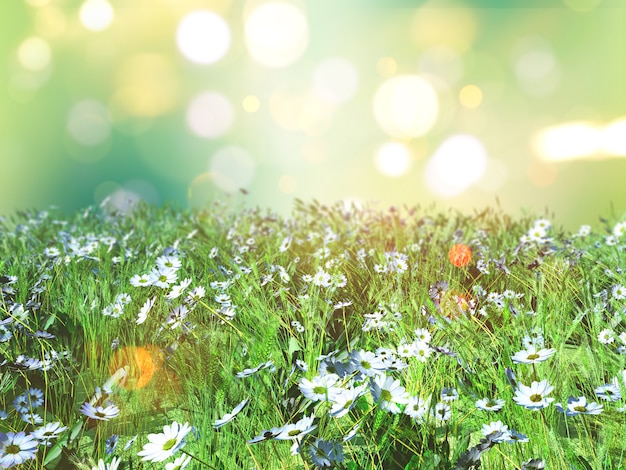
[{"left": 1, "top": 0, "right": 625, "bottom": 230}]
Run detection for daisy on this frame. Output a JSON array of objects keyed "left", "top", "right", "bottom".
[
  {"left": 166, "top": 454, "right": 192, "bottom": 470},
  {"left": 79, "top": 402, "right": 120, "bottom": 421},
  {"left": 130, "top": 274, "right": 151, "bottom": 287},
  {"left": 167, "top": 278, "right": 192, "bottom": 300},
  {"left": 0, "top": 431, "right": 38, "bottom": 468},
  {"left": 598, "top": 328, "right": 616, "bottom": 344},
  {"left": 595, "top": 383, "right": 621, "bottom": 401},
  {"left": 274, "top": 415, "right": 317, "bottom": 440},
  {"left": 329, "top": 385, "right": 367, "bottom": 418},
  {"left": 441, "top": 387, "right": 459, "bottom": 402},
  {"left": 248, "top": 427, "right": 284, "bottom": 444},
  {"left": 149, "top": 267, "right": 177, "bottom": 289},
  {"left": 165, "top": 305, "right": 189, "bottom": 329},
  {"left": 413, "top": 340, "right": 432, "bottom": 363},
  {"left": 370, "top": 375, "right": 409, "bottom": 414},
  {"left": 511, "top": 346, "right": 557, "bottom": 364},
  {"left": 299, "top": 374, "right": 342, "bottom": 402},
  {"left": 513, "top": 380, "right": 554, "bottom": 410},
  {"left": 213, "top": 398, "right": 249, "bottom": 429},
  {"left": 136, "top": 297, "right": 156, "bottom": 325},
  {"left": 555, "top": 396, "right": 603, "bottom": 416},
  {"left": 475, "top": 397, "right": 505, "bottom": 412},
  {"left": 91, "top": 456, "right": 121, "bottom": 470},
  {"left": 156, "top": 255, "right": 182, "bottom": 271},
  {"left": 349, "top": 349, "right": 386, "bottom": 377},
  {"left": 404, "top": 396, "right": 429, "bottom": 422},
  {"left": 309, "top": 439, "right": 344, "bottom": 467},
  {"left": 481, "top": 421, "right": 511, "bottom": 443},
  {"left": 414, "top": 328, "right": 432, "bottom": 343},
  {"left": 432, "top": 402, "right": 451, "bottom": 422},
  {"left": 31, "top": 422, "right": 68, "bottom": 445},
  {"left": 137, "top": 421, "right": 192, "bottom": 462}
]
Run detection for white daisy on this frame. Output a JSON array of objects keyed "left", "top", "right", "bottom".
[
  {"left": 369, "top": 375, "right": 409, "bottom": 414},
  {"left": 513, "top": 380, "right": 554, "bottom": 410},
  {"left": 274, "top": 415, "right": 317, "bottom": 440},
  {"left": 79, "top": 402, "right": 120, "bottom": 421},
  {"left": 165, "top": 454, "right": 192, "bottom": 470},
  {"left": 213, "top": 398, "right": 249, "bottom": 429},
  {"left": 511, "top": 346, "right": 557, "bottom": 364},
  {"left": 0, "top": 431, "right": 38, "bottom": 468},
  {"left": 136, "top": 297, "right": 156, "bottom": 325},
  {"left": 137, "top": 421, "right": 192, "bottom": 462}
]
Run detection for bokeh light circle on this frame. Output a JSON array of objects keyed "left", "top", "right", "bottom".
[
  {"left": 209, "top": 146, "right": 255, "bottom": 193},
  {"left": 373, "top": 75, "right": 439, "bottom": 139},
  {"left": 186, "top": 92, "right": 235, "bottom": 139},
  {"left": 375, "top": 142, "right": 412, "bottom": 177},
  {"left": 424, "top": 134, "right": 488, "bottom": 197},
  {"left": 245, "top": 3, "right": 309, "bottom": 68},
  {"left": 313, "top": 58, "right": 359, "bottom": 105},
  {"left": 79, "top": 0, "right": 114, "bottom": 32},
  {"left": 17, "top": 37, "right": 51, "bottom": 71},
  {"left": 176, "top": 10, "right": 231, "bottom": 64},
  {"left": 67, "top": 100, "right": 111, "bottom": 146}
]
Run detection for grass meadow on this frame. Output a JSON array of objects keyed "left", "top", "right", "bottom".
[{"left": 1, "top": 199, "right": 626, "bottom": 469}]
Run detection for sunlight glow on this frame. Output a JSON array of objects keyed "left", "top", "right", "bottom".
[
  {"left": 79, "top": 0, "right": 114, "bottom": 32},
  {"left": 209, "top": 146, "right": 255, "bottom": 193},
  {"left": 600, "top": 118, "right": 626, "bottom": 156},
  {"left": 313, "top": 58, "right": 359, "bottom": 105},
  {"left": 176, "top": 10, "right": 231, "bottom": 65},
  {"left": 373, "top": 75, "right": 439, "bottom": 139},
  {"left": 17, "top": 37, "right": 51, "bottom": 71},
  {"left": 186, "top": 92, "right": 234, "bottom": 139},
  {"left": 375, "top": 142, "right": 412, "bottom": 177},
  {"left": 245, "top": 2, "right": 308, "bottom": 68},
  {"left": 533, "top": 122, "right": 601, "bottom": 161},
  {"left": 424, "top": 134, "right": 488, "bottom": 197}
]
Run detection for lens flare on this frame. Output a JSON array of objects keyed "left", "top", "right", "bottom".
[{"left": 176, "top": 10, "right": 231, "bottom": 65}]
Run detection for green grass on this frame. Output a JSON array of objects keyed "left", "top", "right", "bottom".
[{"left": 0, "top": 200, "right": 625, "bottom": 469}]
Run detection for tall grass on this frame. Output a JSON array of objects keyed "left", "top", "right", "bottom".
[{"left": 0, "top": 200, "right": 625, "bottom": 469}]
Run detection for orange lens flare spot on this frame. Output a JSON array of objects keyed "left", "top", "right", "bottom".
[
  {"left": 448, "top": 243, "right": 472, "bottom": 267},
  {"left": 109, "top": 346, "right": 161, "bottom": 390}
]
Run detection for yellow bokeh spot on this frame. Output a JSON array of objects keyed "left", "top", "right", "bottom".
[
  {"left": 243, "top": 95, "right": 260, "bottom": 113},
  {"left": 111, "top": 54, "right": 179, "bottom": 117},
  {"left": 35, "top": 6, "right": 67, "bottom": 38},
  {"left": 373, "top": 75, "right": 439, "bottom": 139},
  {"left": 376, "top": 57, "right": 397, "bottom": 77},
  {"left": 278, "top": 175, "right": 298, "bottom": 194},
  {"left": 17, "top": 37, "right": 51, "bottom": 71},
  {"left": 411, "top": 5, "right": 477, "bottom": 52},
  {"left": 459, "top": 85, "right": 483, "bottom": 109}
]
